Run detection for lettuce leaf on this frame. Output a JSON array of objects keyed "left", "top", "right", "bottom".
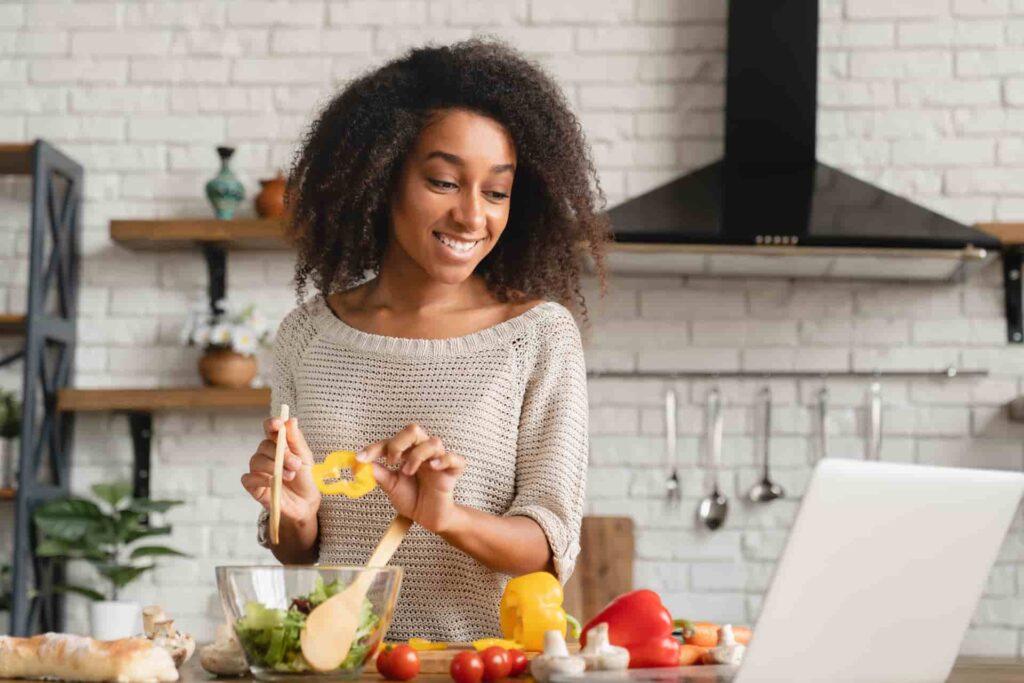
[{"left": 234, "top": 576, "right": 380, "bottom": 673}]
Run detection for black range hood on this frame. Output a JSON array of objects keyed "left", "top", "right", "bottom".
[{"left": 605, "top": 0, "right": 999, "bottom": 280}]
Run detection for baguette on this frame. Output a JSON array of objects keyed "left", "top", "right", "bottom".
[{"left": 0, "top": 633, "right": 179, "bottom": 683}]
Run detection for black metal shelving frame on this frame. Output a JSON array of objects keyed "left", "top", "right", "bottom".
[{"left": 5, "top": 140, "right": 82, "bottom": 636}]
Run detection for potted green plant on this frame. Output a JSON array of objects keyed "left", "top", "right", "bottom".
[
  {"left": 0, "top": 390, "right": 20, "bottom": 489},
  {"left": 33, "top": 481, "right": 187, "bottom": 640}
]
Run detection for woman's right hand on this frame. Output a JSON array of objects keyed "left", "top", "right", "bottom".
[{"left": 241, "top": 417, "right": 321, "bottom": 525}]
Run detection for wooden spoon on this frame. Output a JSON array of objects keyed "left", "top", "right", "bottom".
[
  {"left": 301, "top": 515, "right": 412, "bottom": 671},
  {"left": 269, "top": 404, "right": 289, "bottom": 545}
]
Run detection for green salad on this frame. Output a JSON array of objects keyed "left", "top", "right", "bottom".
[{"left": 234, "top": 576, "right": 380, "bottom": 673}]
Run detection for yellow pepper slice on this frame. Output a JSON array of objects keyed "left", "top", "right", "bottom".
[
  {"left": 407, "top": 638, "right": 448, "bottom": 651},
  {"left": 312, "top": 450, "right": 376, "bottom": 498},
  {"left": 500, "top": 572, "right": 567, "bottom": 652},
  {"left": 473, "top": 638, "right": 523, "bottom": 652}
]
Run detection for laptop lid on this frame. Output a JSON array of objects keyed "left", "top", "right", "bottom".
[{"left": 735, "top": 459, "right": 1024, "bottom": 683}]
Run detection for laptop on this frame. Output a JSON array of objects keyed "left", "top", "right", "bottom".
[{"left": 558, "top": 459, "right": 1024, "bottom": 683}]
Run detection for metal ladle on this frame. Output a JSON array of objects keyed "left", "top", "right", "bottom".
[
  {"left": 747, "top": 386, "right": 785, "bottom": 503},
  {"left": 697, "top": 388, "right": 728, "bottom": 530}
]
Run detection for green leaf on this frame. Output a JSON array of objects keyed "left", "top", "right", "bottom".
[
  {"left": 126, "top": 498, "right": 184, "bottom": 514},
  {"left": 53, "top": 584, "right": 107, "bottom": 602},
  {"left": 34, "top": 498, "right": 105, "bottom": 540},
  {"left": 96, "top": 564, "right": 153, "bottom": 589},
  {"left": 37, "top": 539, "right": 110, "bottom": 562},
  {"left": 129, "top": 545, "right": 188, "bottom": 559},
  {"left": 123, "top": 525, "right": 172, "bottom": 544},
  {"left": 91, "top": 482, "right": 132, "bottom": 509}
]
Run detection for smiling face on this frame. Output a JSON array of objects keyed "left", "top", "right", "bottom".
[{"left": 387, "top": 109, "right": 517, "bottom": 286}]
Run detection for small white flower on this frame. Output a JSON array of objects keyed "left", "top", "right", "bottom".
[
  {"left": 191, "top": 324, "right": 212, "bottom": 347},
  {"left": 210, "top": 323, "right": 232, "bottom": 346},
  {"left": 231, "top": 325, "right": 257, "bottom": 356},
  {"left": 247, "top": 310, "right": 269, "bottom": 335}
]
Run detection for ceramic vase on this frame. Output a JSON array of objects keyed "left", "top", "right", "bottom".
[
  {"left": 205, "top": 146, "right": 245, "bottom": 220},
  {"left": 199, "top": 349, "right": 258, "bottom": 389},
  {"left": 90, "top": 600, "right": 142, "bottom": 640},
  {"left": 254, "top": 172, "right": 287, "bottom": 218}
]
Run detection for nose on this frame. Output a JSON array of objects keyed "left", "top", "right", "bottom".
[{"left": 451, "top": 189, "right": 486, "bottom": 234}]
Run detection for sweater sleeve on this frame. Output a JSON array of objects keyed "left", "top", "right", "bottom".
[{"left": 505, "top": 306, "right": 589, "bottom": 584}]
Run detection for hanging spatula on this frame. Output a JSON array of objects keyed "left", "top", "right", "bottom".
[{"left": 301, "top": 515, "right": 412, "bottom": 671}]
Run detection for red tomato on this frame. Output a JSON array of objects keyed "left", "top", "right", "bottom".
[
  {"left": 480, "top": 647, "right": 511, "bottom": 682},
  {"left": 381, "top": 645, "right": 420, "bottom": 681},
  {"left": 450, "top": 651, "right": 485, "bottom": 683},
  {"left": 507, "top": 649, "right": 528, "bottom": 677},
  {"left": 376, "top": 646, "right": 393, "bottom": 678}
]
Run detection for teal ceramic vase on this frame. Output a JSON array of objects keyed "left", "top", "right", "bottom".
[{"left": 205, "top": 146, "right": 245, "bottom": 220}]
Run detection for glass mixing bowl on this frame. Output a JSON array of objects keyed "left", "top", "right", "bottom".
[{"left": 216, "top": 565, "right": 403, "bottom": 681}]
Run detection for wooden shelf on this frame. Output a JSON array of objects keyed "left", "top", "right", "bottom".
[
  {"left": 57, "top": 387, "right": 271, "bottom": 413},
  {"left": 0, "top": 487, "right": 15, "bottom": 500},
  {"left": 977, "top": 223, "right": 1024, "bottom": 246},
  {"left": 0, "top": 143, "right": 33, "bottom": 176},
  {"left": 110, "top": 218, "right": 290, "bottom": 250},
  {"left": 0, "top": 314, "right": 25, "bottom": 336}
]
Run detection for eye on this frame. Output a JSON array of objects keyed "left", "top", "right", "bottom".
[
  {"left": 428, "top": 178, "right": 457, "bottom": 191},
  {"left": 485, "top": 191, "right": 510, "bottom": 201}
]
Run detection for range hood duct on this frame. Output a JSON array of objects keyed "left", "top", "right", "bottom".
[{"left": 605, "top": 0, "right": 999, "bottom": 281}]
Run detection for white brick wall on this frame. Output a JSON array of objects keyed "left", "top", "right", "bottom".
[{"left": 0, "top": 0, "right": 1022, "bottom": 655}]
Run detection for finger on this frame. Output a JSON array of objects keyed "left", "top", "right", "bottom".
[
  {"left": 356, "top": 440, "right": 388, "bottom": 464},
  {"left": 428, "top": 451, "right": 466, "bottom": 477},
  {"left": 402, "top": 436, "right": 445, "bottom": 476},
  {"left": 284, "top": 418, "right": 314, "bottom": 464},
  {"left": 249, "top": 452, "right": 276, "bottom": 475},
  {"left": 256, "top": 438, "right": 303, "bottom": 472},
  {"left": 241, "top": 473, "right": 271, "bottom": 506},
  {"left": 383, "top": 424, "right": 430, "bottom": 466},
  {"left": 371, "top": 461, "right": 400, "bottom": 494},
  {"left": 264, "top": 417, "right": 283, "bottom": 440}
]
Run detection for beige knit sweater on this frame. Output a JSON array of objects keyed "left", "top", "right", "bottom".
[{"left": 262, "top": 295, "right": 589, "bottom": 641}]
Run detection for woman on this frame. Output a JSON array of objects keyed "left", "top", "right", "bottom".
[{"left": 241, "top": 39, "right": 609, "bottom": 641}]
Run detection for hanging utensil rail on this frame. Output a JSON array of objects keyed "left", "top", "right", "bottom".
[{"left": 587, "top": 367, "right": 987, "bottom": 380}]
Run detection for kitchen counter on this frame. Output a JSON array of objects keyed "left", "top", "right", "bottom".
[{"left": 135, "top": 656, "right": 1024, "bottom": 683}]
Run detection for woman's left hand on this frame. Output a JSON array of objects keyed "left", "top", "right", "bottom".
[{"left": 356, "top": 424, "right": 466, "bottom": 534}]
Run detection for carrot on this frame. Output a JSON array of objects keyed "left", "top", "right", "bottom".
[
  {"left": 678, "top": 645, "right": 708, "bottom": 666},
  {"left": 700, "top": 649, "right": 718, "bottom": 665},
  {"left": 733, "top": 626, "right": 752, "bottom": 645},
  {"left": 681, "top": 621, "right": 719, "bottom": 648}
]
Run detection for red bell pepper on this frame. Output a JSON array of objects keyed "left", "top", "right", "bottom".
[{"left": 579, "top": 590, "right": 680, "bottom": 668}]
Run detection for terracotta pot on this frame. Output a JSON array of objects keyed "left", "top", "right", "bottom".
[
  {"left": 254, "top": 172, "right": 287, "bottom": 218},
  {"left": 199, "top": 349, "right": 258, "bottom": 388}
]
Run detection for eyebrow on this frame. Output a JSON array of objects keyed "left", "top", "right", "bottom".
[{"left": 425, "top": 150, "right": 515, "bottom": 174}]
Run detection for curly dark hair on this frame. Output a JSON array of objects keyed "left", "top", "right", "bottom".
[{"left": 286, "top": 38, "right": 610, "bottom": 317}]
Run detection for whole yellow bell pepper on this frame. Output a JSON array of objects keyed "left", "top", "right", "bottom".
[
  {"left": 311, "top": 450, "right": 376, "bottom": 498},
  {"left": 500, "top": 572, "right": 569, "bottom": 652}
]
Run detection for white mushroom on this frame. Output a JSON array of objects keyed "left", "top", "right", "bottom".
[
  {"left": 579, "top": 623, "right": 629, "bottom": 671},
  {"left": 199, "top": 623, "right": 249, "bottom": 677},
  {"left": 529, "top": 630, "right": 586, "bottom": 683},
  {"left": 706, "top": 624, "right": 746, "bottom": 666},
  {"left": 141, "top": 605, "right": 196, "bottom": 668}
]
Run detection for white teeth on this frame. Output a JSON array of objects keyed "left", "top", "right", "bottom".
[{"left": 435, "top": 232, "right": 478, "bottom": 253}]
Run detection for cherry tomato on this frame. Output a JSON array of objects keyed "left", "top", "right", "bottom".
[
  {"left": 376, "top": 646, "right": 393, "bottom": 678},
  {"left": 450, "top": 651, "right": 485, "bottom": 683},
  {"left": 480, "top": 647, "right": 511, "bottom": 682},
  {"left": 382, "top": 644, "right": 420, "bottom": 681},
  {"left": 507, "top": 649, "right": 528, "bottom": 677}
]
